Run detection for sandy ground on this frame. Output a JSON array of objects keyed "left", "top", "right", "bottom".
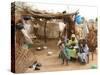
[{"left": 25, "top": 39, "right": 97, "bottom": 73}]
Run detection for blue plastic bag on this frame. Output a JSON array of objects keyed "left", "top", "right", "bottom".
[{"left": 75, "top": 15, "right": 82, "bottom": 24}]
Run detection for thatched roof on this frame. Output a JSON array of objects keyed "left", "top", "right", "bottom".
[
  {"left": 12, "top": 2, "right": 79, "bottom": 20},
  {"left": 22, "top": 9, "right": 78, "bottom": 20}
]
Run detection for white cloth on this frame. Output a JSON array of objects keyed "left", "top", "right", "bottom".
[
  {"left": 58, "top": 22, "right": 66, "bottom": 32},
  {"left": 57, "top": 40, "right": 62, "bottom": 46},
  {"left": 78, "top": 44, "right": 89, "bottom": 63},
  {"left": 83, "top": 44, "right": 89, "bottom": 55},
  {"left": 32, "top": 64, "right": 36, "bottom": 69},
  {"left": 34, "top": 24, "right": 39, "bottom": 28},
  {"left": 71, "top": 34, "right": 75, "bottom": 37},
  {"left": 81, "top": 21, "right": 89, "bottom": 38},
  {"left": 21, "top": 29, "right": 33, "bottom": 44},
  {"left": 78, "top": 52, "right": 87, "bottom": 63},
  {"left": 24, "top": 24, "right": 32, "bottom": 34}
]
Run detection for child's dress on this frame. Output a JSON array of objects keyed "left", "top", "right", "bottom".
[{"left": 78, "top": 44, "right": 89, "bottom": 63}]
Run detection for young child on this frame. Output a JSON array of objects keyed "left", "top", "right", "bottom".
[
  {"left": 78, "top": 39, "right": 89, "bottom": 64},
  {"left": 64, "top": 39, "right": 71, "bottom": 62},
  {"left": 58, "top": 38, "right": 65, "bottom": 64},
  {"left": 58, "top": 37, "right": 69, "bottom": 65}
]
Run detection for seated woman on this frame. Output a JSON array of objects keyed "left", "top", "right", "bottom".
[
  {"left": 68, "top": 34, "right": 78, "bottom": 58},
  {"left": 58, "top": 34, "right": 79, "bottom": 64}
]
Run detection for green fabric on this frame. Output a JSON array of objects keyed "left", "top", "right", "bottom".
[
  {"left": 91, "top": 64, "right": 97, "bottom": 69},
  {"left": 64, "top": 41, "right": 77, "bottom": 58},
  {"left": 59, "top": 39, "right": 77, "bottom": 59},
  {"left": 60, "top": 48, "right": 77, "bottom": 59},
  {"left": 69, "top": 49, "right": 77, "bottom": 58},
  {"left": 71, "top": 40, "right": 75, "bottom": 44},
  {"left": 64, "top": 47, "right": 70, "bottom": 59},
  {"left": 28, "top": 43, "right": 33, "bottom": 48},
  {"left": 69, "top": 39, "right": 78, "bottom": 45},
  {"left": 65, "top": 41, "right": 77, "bottom": 58}
]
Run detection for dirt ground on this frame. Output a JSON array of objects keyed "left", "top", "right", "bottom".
[{"left": 25, "top": 39, "right": 97, "bottom": 73}]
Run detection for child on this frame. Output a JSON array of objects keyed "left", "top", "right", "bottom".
[
  {"left": 78, "top": 39, "right": 89, "bottom": 64},
  {"left": 58, "top": 37, "right": 69, "bottom": 65},
  {"left": 64, "top": 39, "right": 71, "bottom": 61},
  {"left": 58, "top": 38, "right": 65, "bottom": 64}
]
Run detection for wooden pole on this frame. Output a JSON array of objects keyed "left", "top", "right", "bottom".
[{"left": 44, "top": 19, "right": 47, "bottom": 44}]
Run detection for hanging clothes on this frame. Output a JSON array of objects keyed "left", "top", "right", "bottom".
[
  {"left": 22, "top": 20, "right": 33, "bottom": 44},
  {"left": 24, "top": 23, "right": 32, "bottom": 34}
]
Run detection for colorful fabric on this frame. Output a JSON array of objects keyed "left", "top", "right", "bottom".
[
  {"left": 78, "top": 44, "right": 89, "bottom": 63},
  {"left": 69, "top": 39, "right": 78, "bottom": 45},
  {"left": 78, "top": 52, "right": 87, "bottom": 63},
  {"left": 69, "top": 49, "right": 77, "bottom": 58},
  {"left": 64, "top": 47, "right": 70, "bottom": 60}
]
